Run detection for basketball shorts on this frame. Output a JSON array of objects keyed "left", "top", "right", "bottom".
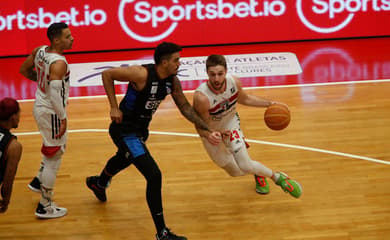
[
  {"left": 201, "top": 116, "right": 247, "bottom": 167},
  {"left": 33, "top": 105, "right": 67, "bottom": 152}
]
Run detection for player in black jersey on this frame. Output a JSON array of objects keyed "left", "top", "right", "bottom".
[
  {"left": 86, "top": 42, "right": 222, "bottom": 240},
  {"left": 0, "top": 97, "right": 22, "bottom": 213}
]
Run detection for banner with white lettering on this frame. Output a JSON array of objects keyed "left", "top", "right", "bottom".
[{"left": 1, "top": 0, "right": 389, "bottom": 56}]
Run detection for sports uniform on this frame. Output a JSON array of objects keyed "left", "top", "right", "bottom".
[
  {"left": 33, "top": 45, "right": 70, "bottom": 155},
  {"left": 196, "top": 74, "right": 273, "bottom": 178},
  {"left": 87, "top": 63, "right": 187, "bottom": 239},
  {"left": 28, "top": 45, "right": 70, "bottom": 218}
]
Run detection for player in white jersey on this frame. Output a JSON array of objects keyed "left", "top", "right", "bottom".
[
  {"left": 193, "top": 54, "right": 302, "bottom": 198},
  {"left": 20, "top": 22, "right": 74, "bottom": 218}
]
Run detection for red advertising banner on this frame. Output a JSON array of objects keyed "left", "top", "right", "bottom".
[{"left": 1, "top": 0, "right": 390, "bottom": 57}]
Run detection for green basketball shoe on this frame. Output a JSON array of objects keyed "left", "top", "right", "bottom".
[
  {"left": 275, "top": 172, "right": 302, "bottom": 198},
  {"left": 255, "top": 175, "right": 270, "bottom": 194}
]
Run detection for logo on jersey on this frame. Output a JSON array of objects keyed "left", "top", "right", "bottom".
[
  {"left": 145, "top": 100, "right": 162, "bottom": 110},
  {"left": 151, "top": 85, "right": 158, "bottom": 94}
]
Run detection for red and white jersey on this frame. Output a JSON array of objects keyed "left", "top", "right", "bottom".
[
  {"left": 34, "top": 46, "right": 70, "bottom": 111},
  {"left": 195, "top": 74, "right": 240, "bottom": 130}
]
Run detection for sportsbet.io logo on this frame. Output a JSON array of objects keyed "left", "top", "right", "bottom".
[
  {"left": 118, "top": 0, "right": 287, "bottom": 42},
  {"left": 296, "top": 0, "right": 390, "bottom": 33}
]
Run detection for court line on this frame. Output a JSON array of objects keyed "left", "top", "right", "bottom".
[
  {"left": 18, "top": 78, "right": 390, "bottom": 103},
  {"left": 15, "top": 129, "right": 390, "bottom": 166}
]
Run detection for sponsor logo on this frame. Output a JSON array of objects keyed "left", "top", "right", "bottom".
[
  {"left": 0, "top": 5, "right": 107, "bottom": 31},
  {"left": 118, "top": 0, "right": 286, "bottom": 42},
  {"left": 296, "top": 0, "right": 390, "bottom": 33}
]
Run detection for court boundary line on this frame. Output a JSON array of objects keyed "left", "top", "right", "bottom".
[
  {"left": 15, "top": 129, "right": 390, "bottom": 166},
  {"left": 18, "top": 78, "right": 390, "bottom": 103}
]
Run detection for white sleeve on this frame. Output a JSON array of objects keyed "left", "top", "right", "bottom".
[{"left": 47, "top": 80, "right": 67, "bottom": 120}]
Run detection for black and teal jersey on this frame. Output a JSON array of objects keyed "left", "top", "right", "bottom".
[{"left": 118, "top": 64, "right": 174, "bottom": 133}]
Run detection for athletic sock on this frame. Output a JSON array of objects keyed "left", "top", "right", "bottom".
[{"left": 271, "top": 172, "right": 281, "bottom": 183}]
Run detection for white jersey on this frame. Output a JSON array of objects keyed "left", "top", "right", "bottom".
[
  {"left": 34, "top": 45, "right": 70, "bottom": 111},
  {"left": 195, "top": 74, "right": 240, "bottom": 130}
]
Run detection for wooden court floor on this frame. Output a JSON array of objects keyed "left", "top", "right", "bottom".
[{"left": 1, "top": 82, "right": 390, "bottom": 240}]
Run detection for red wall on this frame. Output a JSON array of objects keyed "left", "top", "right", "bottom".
[{"left": 1, "top": 0, "right": 390, "bottom": 57}]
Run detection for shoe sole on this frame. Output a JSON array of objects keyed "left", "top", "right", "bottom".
[
  {"left": 35, "top": 211, "right": 67, "bottom": 219},
  {"left": 28, "top": 184, "right": 41, "bottom": 193},
  {"left": 256, "top": 189, "right": 270, "bottom": 194}
]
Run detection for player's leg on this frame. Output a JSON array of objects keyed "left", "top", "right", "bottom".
[
  {"left": 35, "top": 149, "right": 67, "bottom": 218},
  {"left": 86, "top": 124, "right": 134, "bottom": 202},
  {"left": 229, "top": 128, "right": 302, "bottom": 198},
  {"left": 201, "top": 138, "right": 245, "bottom": 177},
  {"left": 31, "top": 108, "right": 68, "bottom": 218}
]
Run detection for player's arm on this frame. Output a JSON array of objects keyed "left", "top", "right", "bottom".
[
  {"left": 101, "top": 65, "right": 147, "bottom": 123},
  {"left": 0, "top": 139, "right": 22, "bottom": 213},
  {"left": 19, "top": 46, "right": 41, "bottom": 81},
  {"left": 48, "top": 60, "right": 68, "bottom": 138},
  {"left": 193, "top": 91, "right": 222, "bottom": 145},
  {"left": 171, "top": 76, "right": 212, "bottom": 132},
  {"left": 235, "top": 76, "right": 274, "bottom": 107}
]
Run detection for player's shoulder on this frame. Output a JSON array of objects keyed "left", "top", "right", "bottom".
[
  {"left": 8, "top": 138, "right": 22, "bottom": 153},
  {"left": 194, "top": 88, "right": 209, "bottom": 103},
  {"left": 31, "top": 45, "right": 46, "bottom": 56}
]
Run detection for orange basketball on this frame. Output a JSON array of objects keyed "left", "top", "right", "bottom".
[{"left": 264, "top": 103, "right": 290, "bottom": 130}]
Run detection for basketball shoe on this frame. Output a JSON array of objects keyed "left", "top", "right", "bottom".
[
  {"left": 86, "top": 176, "right": 107, "bottom": 202},
  {"left": 275, "top": 172, "right": 302, "bottom": 198},
  {"left": 156, "top": 228, "right": 187, "bottom": 240},
  {"left": 28, "top": 176, "right": 41, "bottom": 193},
  {"left": 35, "top": 201, "right": 67, "bottom": 219},
  {"left": 254, "top": 175, "right": 270, "bottom": 194}
]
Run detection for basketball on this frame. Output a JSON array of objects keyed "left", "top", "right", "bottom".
[{"left": 264, "top": 103, "right": 290, "bottom": 130}]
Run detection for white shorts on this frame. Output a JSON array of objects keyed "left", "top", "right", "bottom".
[
  {"left": 33, "top": 105, "right": 67, "bottom": 151},
  {"left": 201, "top": 116, "right": 247, "bottom": 168}
]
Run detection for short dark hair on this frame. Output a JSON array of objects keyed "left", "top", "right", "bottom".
[
  {"left": 206, "top": 54, "right": 227, "bottom": 70},
  {"left": 0, "top": 97, "right": 20, "bottom": 121},
  {"left": 47, "top": 22, "right": 69, "bottom": 42},
  {"left": 154, "top": 42, "right": 182, "bottom": 64}
]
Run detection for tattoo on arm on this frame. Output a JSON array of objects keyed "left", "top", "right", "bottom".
[
  {"left": 178, "top": 101, "right": 210, "bottom": 132},
  {"left": 172, "top": 76, "right": 211, "bottom": 131}
]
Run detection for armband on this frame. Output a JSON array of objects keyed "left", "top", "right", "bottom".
[{"left": 48, "top": 80, "right": 67, "bottom": 120}]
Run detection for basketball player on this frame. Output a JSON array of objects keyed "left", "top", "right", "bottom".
[
  {"left": 86, "top": 42, "right": 221, "bottom": 240},
  {"left": 0, "top": 98, "right": 23, "bottom": 213},
  {"left": 19, "top": 22, "right": 74, "bottom": 218},
  {"left": 193, "top": 54, "right": 302, "bottom": 198}
]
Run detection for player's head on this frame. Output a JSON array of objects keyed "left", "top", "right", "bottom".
[
  {"left": 47, "top": 22, "right": 73, "bottom": 50},
  {"left": 206, "top": 54, "right": 227, "bottom": 71},
  {"left": 154, "top": 42, "right": 182, "bottom": 64},
  {"left": 154, "top": 42, "right": 182, "bottom": 75},
  {"left": 206, "top": 54, "right": 227, "bottom": 92},
  {"left": 0, "top": 97, "right": 20, "bottom": 129}
]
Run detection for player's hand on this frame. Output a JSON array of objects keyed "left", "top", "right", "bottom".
[
  {"left": 0, "top": 200, "right": 9, "bottom": 213},
  {"left": 270, "top": 101, "right": 289, "bottom": 110},
  {"left": 55, "top": 118, "right": 67, "bottom": 138},
  {"left": 207, "top": 131, "right": 222, "bottom": 145},
  {"left": 221, "top": 130, "right": 232, "bottom": 140},
  {"left": 110, "top": 108, "right": 123, "bottom": 124}
]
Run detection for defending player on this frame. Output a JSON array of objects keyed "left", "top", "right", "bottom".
[
  {"left": 193, "top": 54, "right": 302, "bottom": 198},
  {"left": 19, "top": 22, "right": 74, "bottom": 218},
  {"left": 0, "top": 98, "right": 23, "bottom": 213}
]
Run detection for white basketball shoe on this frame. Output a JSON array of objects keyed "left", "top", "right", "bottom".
[{"left": 35, "top": 201, "right": 67, "bottom": 219}]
